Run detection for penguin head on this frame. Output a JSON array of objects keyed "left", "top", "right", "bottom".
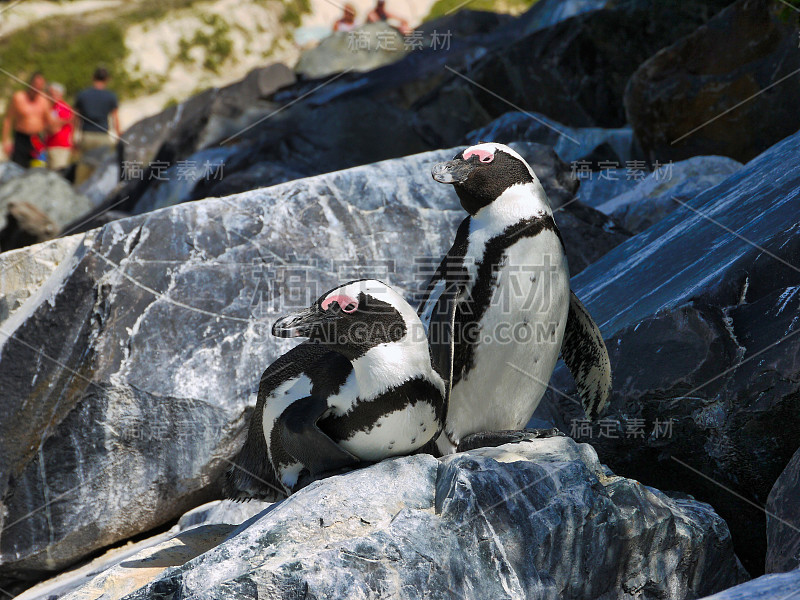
[
  {"left": 272, "top": 279, "right": 421, "bottom": 360},
  {"left": 431, "top": 142, "right": 538, "bottom": 216}
]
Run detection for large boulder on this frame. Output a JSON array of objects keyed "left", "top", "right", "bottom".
[
  {"left": 596, "top": 155, "right": 742, "bottom": 233},
  {"left": 419, "top": 0, "right": 737, "bottom": 133},
  {"left": 56, "top": 438, "right": 745, "bottom": 600},
  {"left": 295, "top": 23, "right": 408, "bottom": 80},
  {"left": 0, "top": 145, "right": 623, "bottom": 588},
  {"left": 0, "top": 169, "right": 91, "bottom": 234},
  {"left": 766, "top": 446, "right": 800, "bottom": 573},
  {"left": 532, "top": 128, "right": 800, "bottom": 575},
  {"left": 625, "top": 0, "right": 800, "bottom": 163}
]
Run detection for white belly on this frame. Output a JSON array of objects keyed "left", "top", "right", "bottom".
[
  {"left": 338, "top": 402, "right": 439, "bottom": 462},
  {"left": 441, "top": 232, "right": 570, "bottom": 453}
]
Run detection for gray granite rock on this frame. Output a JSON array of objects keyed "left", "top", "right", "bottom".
[
  {"left": 0, "top": 169, "right": 92, "bottom": 233},
  {"left": 117, "top": 438, "right": 746, "bottom": 600},
  {"left": 697, "top": 570, "right": 800, "bottom": 600},
  {"left": 766, "top": 447, "right": 800, "bottom": 573},
  {"left": 0, "top": 161, "right": 25, "bottom": 186},
  {"left": 295, "top": 23, "right": 408, "bottom": 80},
  {"left": 596, "top": 155, "right": 742, "bottom": 233},
  {"left": 0, "top": 145, "right": 623, "bottom": 587},
  {"left": 532, "top": 127, "right": 800, "bottom": 575}
]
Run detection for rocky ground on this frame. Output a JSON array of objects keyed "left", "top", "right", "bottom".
[{"left": 1, "top": 0, "right": 799, "bottom": 598}]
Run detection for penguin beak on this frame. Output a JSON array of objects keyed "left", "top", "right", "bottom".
[
  {"left": 272, "top": 306, "right": 328, "bottom": 338},
  {"left": 432, "top": 159, "right": 474, "bottom": 184}
]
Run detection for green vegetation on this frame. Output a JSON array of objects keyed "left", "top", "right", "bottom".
[
  {"left": 424, "top": 0, "right": 538, "bottom": 21},
  {"left": 280, "top": 0, "right": 311, "bottom": 27},
  {"left": 0, "top": 0, "right": 202, "bottom": 103},
  {"left": 0, "top": 0, "right": 307, "bottom": 110},
  {"left": 176, "top": 13, "right": 235, "bottom": 72}
]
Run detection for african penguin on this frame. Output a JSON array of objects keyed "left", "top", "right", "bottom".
[
  {"left": 225, "top": 279, "right": 449, "bottom": 500},
  {"left": 419, "top": 142, "right": 612, "bottom": 455}
]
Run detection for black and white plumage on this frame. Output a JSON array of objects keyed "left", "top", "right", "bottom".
[
  {"left": 419, "top": 142, "right": 612, "bottom": 454},
  {"left": 225, "top": 279, "right": 449, "bottom": 500}
]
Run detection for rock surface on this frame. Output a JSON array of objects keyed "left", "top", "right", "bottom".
[
  {"left": 15, "top": 500, "right": 271, "bottom": 600},
  {"left": 295, "top": 23, "right": 408, "bottom": 79},
  {"left": 0, "top": 169, "right": 92, "bottom": 233},
  {"left": 0, "top": 146, "right": 623, "bottom": 587},
  {"left": 596, "top": 155, "right": 742, "bottom": 233},
  {"left": 466, "top": 110, "right": 638, "bottom": 165},
  {"left": 697, "top": 570, "right": 800, "bottom": 600},
  {"left": 625, "top": 0, "right": 800, "bottom": 163},
  {"left": 0, "top": 202, "right": 58, "bottom": 252},
  {"left": 63, "top": 438, "right": 745, "bottom": 600},
  {"left": 0, "top": 161, "right": 25, "bottom": 186},
  {"left": 766, "top": 447, "right": 800, "bottom": 573},
  {"left": 533, "top": 128, "right": 800, "bottom": 575}
]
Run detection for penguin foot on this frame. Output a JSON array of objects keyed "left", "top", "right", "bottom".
[{"left": 456, "top": 428, "right": 564, "bottom": 452}]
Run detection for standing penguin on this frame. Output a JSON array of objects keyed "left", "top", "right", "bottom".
[
  {"left": 419, "top": 142, "right": 611, "bottom": 455},
  {"left": 225, "top": 279, "right": 451, "bottom": 500}
]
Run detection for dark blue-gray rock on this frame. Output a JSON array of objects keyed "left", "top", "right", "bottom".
[
  {"left": 513, "top": 0, "right": 609, "bottom": 34},
  {"left": 532, "top": 127, "right": 800, "bottom": 576},
  {"left": 466, "top": 110, "right": 638, "bottom": 164},
  {"left": 420, "top": 0, "right": 737, "bottom": 131},
  {"left": 295, "top": 23, "right": 408, "bottom": 80},
  {"left": 596, "top": 155, "right": 742, "bottom": 233},
  {"left": 101, "top": 438, "right": 745, "bottom": 600},
  {"left": 0, "top": 145, "right": 623, "bottom": 588},
  {"left": 697, "top": 570, "right": 800, "bottom": 600},
  {"left": 624, "top": 0, "right": 800, "bottom": 163},
  {"left": 766, "top": 447, "right": 800, "bottom": 573},
  {"left": 575, "top": 169, "right": 639, "bottom": 209}
]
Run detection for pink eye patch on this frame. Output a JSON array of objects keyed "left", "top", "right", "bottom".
[
  {"left": 322, "top": 294, "right": 359, "bottom": 313},
  {"left": 463, "top": 148, "right": 495, "bottom": 163}
]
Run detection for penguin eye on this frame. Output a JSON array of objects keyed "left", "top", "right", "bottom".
[
  {"left": 463, "top": 148, "right": 495, "bottom": 163},
  {"left": 322, "top": 294, "right": 359, "bottom": 314}
]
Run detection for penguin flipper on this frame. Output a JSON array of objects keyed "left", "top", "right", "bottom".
[
  {"left": 427, "top": 278, "right": 461, "bottom": 420},
  {"left": 561, "top": 290, "right": 612, "bottom": 421},
  {"left": 278, "top": 394, "right": 360, "bottom": 484}
]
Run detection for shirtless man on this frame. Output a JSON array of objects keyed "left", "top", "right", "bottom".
[{"left": 2, "top": 72, "right": 51, "bottom": 168}]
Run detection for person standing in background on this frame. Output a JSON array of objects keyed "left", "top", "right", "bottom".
[
  {"left": 74, "top": 67, "right": 121, "bottom": 184},
  {"left": 367, "top": 0, "right": 410, "bottom": 35},
  {"left": 2, "top": 72, "right": 51, "bottom": 168},
  {"left": 45, "top": 82, "right": 74, "bottom": 171},
  {"left": 334, "top": 4, "right": 357, "bottom": 32}
]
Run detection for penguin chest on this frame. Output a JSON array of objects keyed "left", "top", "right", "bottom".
[
  {"left": 320, "top": 377, "right": 442, "bottom": 462},
  {"left": 450, "top": 231, "right": 570, "bottom": 441}
]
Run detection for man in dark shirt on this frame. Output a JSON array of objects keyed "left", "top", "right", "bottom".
[{"left": 74, "top": 67, "right": 122, "bottom": 184}]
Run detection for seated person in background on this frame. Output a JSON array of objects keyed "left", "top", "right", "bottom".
[
  {"left": 45, "top": 82, "right": 74, "bottom": 171},
  {"left": 334, "top": 3, "right": 357, "bottom": 32},
  {"left": 367, "top": 0, "right": 411, "bottom": 35}
]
